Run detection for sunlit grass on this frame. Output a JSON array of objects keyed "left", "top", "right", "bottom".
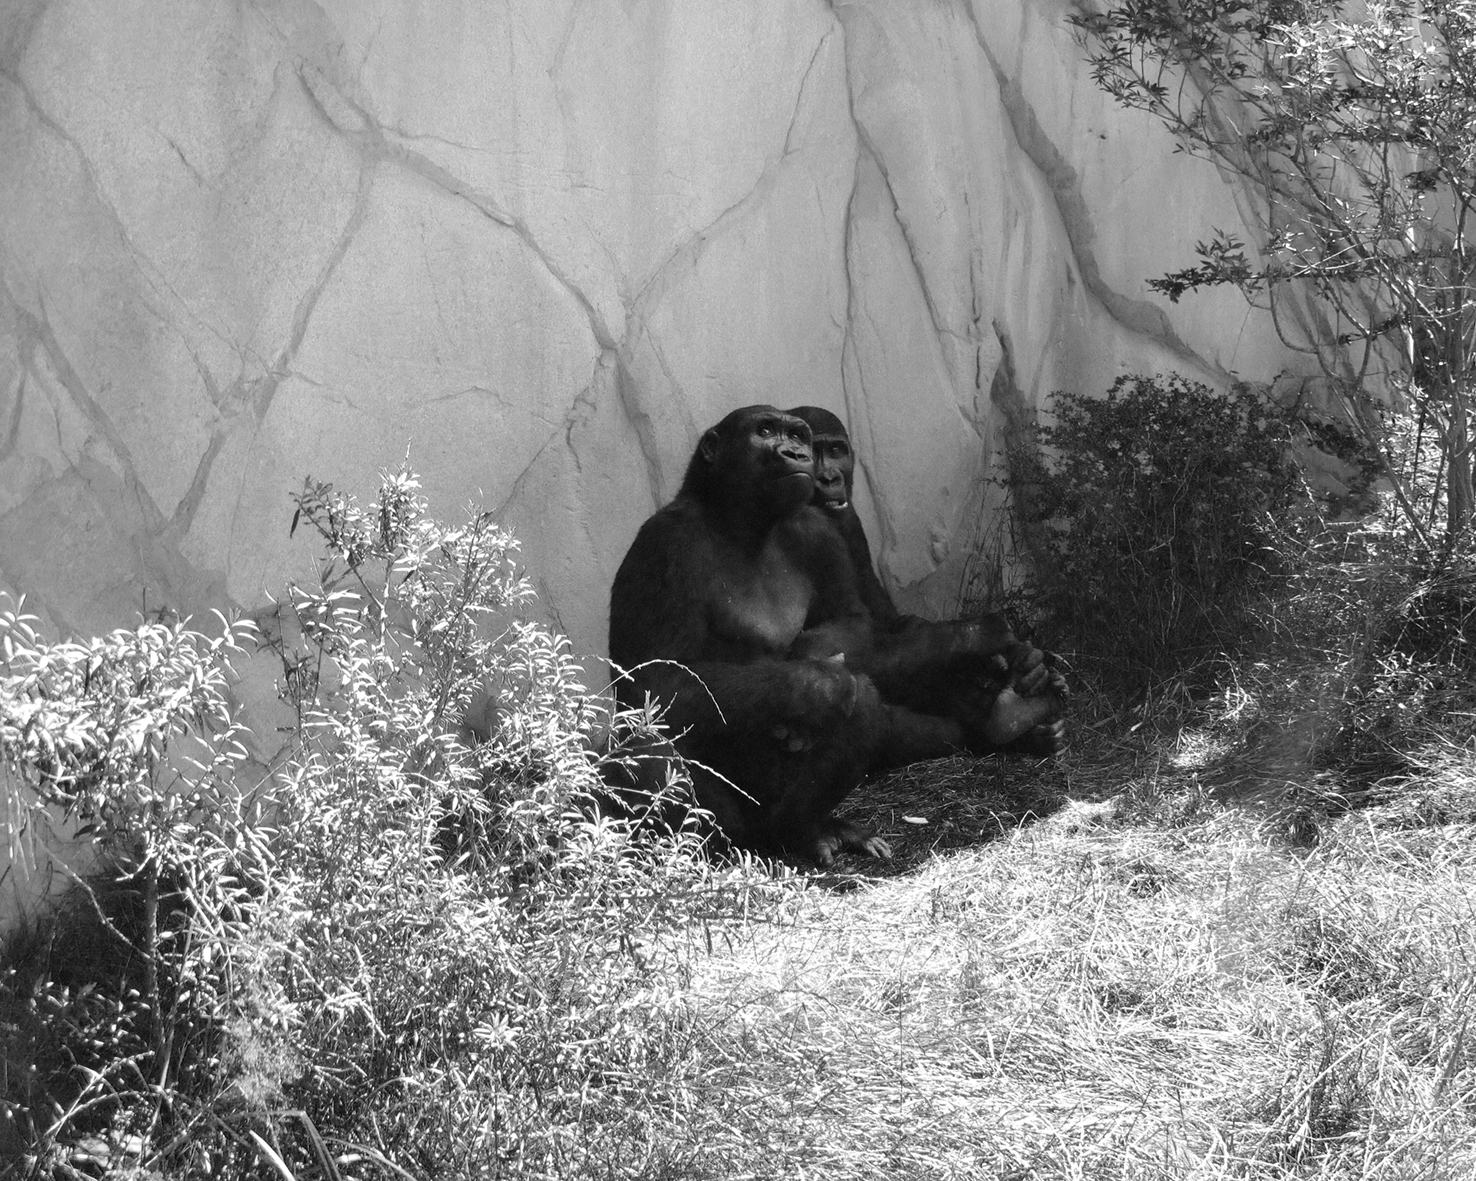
[{"left": 642, "top": 753, "right": 1476, "bottom": 1179}]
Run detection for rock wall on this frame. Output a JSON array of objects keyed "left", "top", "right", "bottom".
[
  {"left": 0, "top": 0, "right": 1307, "bottom": 778},
  {"left": 0, "top": 0, "right": 1293, "bottom": 669}
]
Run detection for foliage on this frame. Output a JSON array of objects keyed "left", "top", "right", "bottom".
[
  {"left": 1072, "top": 0, "right": 1476, "bottom": 543},
  {"left": 259, "top": 467, "right": 778, "bottom": 1177},
  {"left": 1, "top": 467, "right": 786, "bottom": 1178},
  {"left": 1004, "top": 373, "right": 1301, "bottom": 693},
  {"left": 6, "top": 464, "right": 1476, "bottom": 1178},
  {"left": 1248, "top": 515, "right": 1476, "bottom": 781},
  {"left": 0, "top": 602, "right": 268, "bottom": 1170}
]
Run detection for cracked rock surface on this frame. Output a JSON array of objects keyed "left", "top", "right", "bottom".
[{"left": 0, "top": 0, "right": 1295, "bottom": 669}]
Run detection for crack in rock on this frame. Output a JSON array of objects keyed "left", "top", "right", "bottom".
[
  {"left": 624, "top": 28, "right": 833, "bottom": 316},
  {"left": 958, "top": 1, "right": 1229, "bottom": 378},
  {"left": 297, "top": 64, "right": 617, "bottom": 351},
  {"left": 17, "top": 293, "right": 163, "bottom": 533},
  {"left": 2, "top": 71, "right": 254, "bottom": 379},
  {"left": 988, "top": 321, "right": 1048, "bottom": 563},
  {"left": 611, "top": 350, "right": 668, "bottom": 504},
  {"left": 827, "top": 2, "right": 969, "bottom": 363},
  {"left": 1, "top": 62, "right": 360, "bottom": 563},
  {"left": 611, "top": 25, "right": 835, "bottom": 501},
  {"left": 291, "top": 58, "right": 667, "bottom": 512},
  {"left": 0, "top": 361, "right": 26, "bottom": 464},
  {"left": 170, "top": 431, "right": 228, "bottom": 535},
  {"left": 243, "top": 127, "right": 374, "bottom": 425}
]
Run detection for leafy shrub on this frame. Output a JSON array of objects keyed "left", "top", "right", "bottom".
[
  {"left": 1004, "top": 373, "right": 1301, "bottom": 694},
  {"left": 1251, "top": 519, "right": 1476, "bottom": 782},
  {"left": 262, "top": 468, "right": 767, "bottom": 1175},
  {"left": 0, "top": 604, "right": 266, "bottom": 1170},
  {"left": 2, "top": 466, "right": 783, "bottom": 1178},
  {"left": 1073, "top": 0, "right": 1476, "bottom": 546}
]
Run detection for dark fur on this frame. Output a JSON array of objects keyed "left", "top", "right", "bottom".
[
  {"left": 608, "top": 405, "right": 976, "bottom": 863},
  {"left": 789, "top": 405, "right": 1068, "bottom": 755}
]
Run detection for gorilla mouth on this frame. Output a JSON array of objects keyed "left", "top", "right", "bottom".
[{"left": 820, "top": 497, "right": 850, "bottom": 512}]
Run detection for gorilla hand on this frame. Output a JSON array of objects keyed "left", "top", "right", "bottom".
[
  {"left": 782, "top": 658, "right": 869, "bottom": 728},
  {"left": 812, "top": 818, "right": 892, "bottom": 866}
]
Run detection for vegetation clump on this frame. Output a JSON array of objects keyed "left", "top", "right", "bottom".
[
  {"left": 1073, "top": 0, "right": 1476, "bottom": 546},
  {"left": 2, "top": 450, "right": 1475, "bottom": 1179},
  {"left": 1002, "top": 373, "right": 1303, "bottom": 694},
  {"left": 0, "top": 609, "right": 261, "bottom": 1170},
  {"left": 0, "top": 469, "right": 786, "bottom": 1178},
  {"left": 1049, "top": 0, "right": 1476, "bottom": 790}
]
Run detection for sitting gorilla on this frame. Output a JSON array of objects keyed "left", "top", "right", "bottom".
[
  {"left": 788, "top": 405, "right": 1067, "bottom": 754},
  {"left": 607, "top": 405, "right": 1049, "bottom": 864}
]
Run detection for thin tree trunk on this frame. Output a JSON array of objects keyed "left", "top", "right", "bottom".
[
  {"left": 1446, "top": 386, "right": 1474, "bottom": 543},
  {"left": 142, "top": 851, "right": 164, "bottom": 1064}
]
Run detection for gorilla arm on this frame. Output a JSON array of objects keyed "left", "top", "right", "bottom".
[
  {"left": 608, "top": 504, "right": 863, "bottom": 739},
  {"left": 831, "top": 507, "right": 907, "bottom": 631},
  {"left": 784, "top": 511, "right": 1063, "bottom": 752}
]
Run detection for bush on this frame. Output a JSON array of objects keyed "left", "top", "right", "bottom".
[
  {"left": 1073, "top": 0, "right": 1476, "bottom": 546},
  {"left": 0, "top": 603, "right": 265, "bottom": 1170},
  {"left": 2, "top": 466, "right": 783, "bottom": 1178},
  {"left": 1003, "top": 373, "right": 1301, "bottom": 694},
  {"left": 264, "top": 469, "right": 771, "bottom": 1177},
  {"left": 1251, "top": 519, "right": 1476, "bottom": 783}
]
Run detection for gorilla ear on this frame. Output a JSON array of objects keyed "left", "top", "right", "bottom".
[{"left": 697, "top": 427, "right": 723, "bottom": 465}]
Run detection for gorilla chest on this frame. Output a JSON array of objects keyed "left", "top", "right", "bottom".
[{"left": 710, "top": 544, "right": 813, "bottom": 652}]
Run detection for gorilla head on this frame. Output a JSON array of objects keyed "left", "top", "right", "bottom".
[{"left": 788, "top": 406, "right": 853, "bottom": 514}]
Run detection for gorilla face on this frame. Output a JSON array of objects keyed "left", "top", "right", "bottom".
[
  {"left": 690, "top": 405, "right": 817, "bottom": 520},
  {"left": 787, "top": 406, "right": 853, "bottom": 513}
]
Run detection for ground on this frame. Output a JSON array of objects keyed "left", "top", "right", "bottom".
[{"left": 641, "top": 713, "right": 1476, "bottom": 1179}]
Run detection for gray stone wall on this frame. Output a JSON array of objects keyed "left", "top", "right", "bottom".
[
  {"left": 1, "top": 0, "right": 1310, "bottom": 924},
  {"left": 1, "top": 0, "right": 1292, "bottom": 668}
]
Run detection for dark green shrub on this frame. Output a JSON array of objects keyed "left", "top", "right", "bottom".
[{"left": 1004, "top": 373, "right": 1300, "bottom": 693}]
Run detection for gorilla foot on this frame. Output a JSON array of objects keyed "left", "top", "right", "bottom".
[
  {"left": 976, "top": 686, "right": 1065, "bottom": 748},
  {"left": 1024, "top": 660, "right": 1070, "bottom": 702},
  {"left": 810, "top": 818, "right": 892, "bottom": 866},
  {"left": 1005, "top": 717, "right": 1067, "bottom": 757}
]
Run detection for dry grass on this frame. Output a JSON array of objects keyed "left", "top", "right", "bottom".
[{"left": 614, "top": 726, "right": 1476, "bottom": 1180}]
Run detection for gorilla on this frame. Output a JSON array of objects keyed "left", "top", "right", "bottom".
[
  {"left": 607, "top": 405, "right": 1050, "bottom": 864},
  {"left": 788, "top": 405, "right": 1067, "bottom": 754}
]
